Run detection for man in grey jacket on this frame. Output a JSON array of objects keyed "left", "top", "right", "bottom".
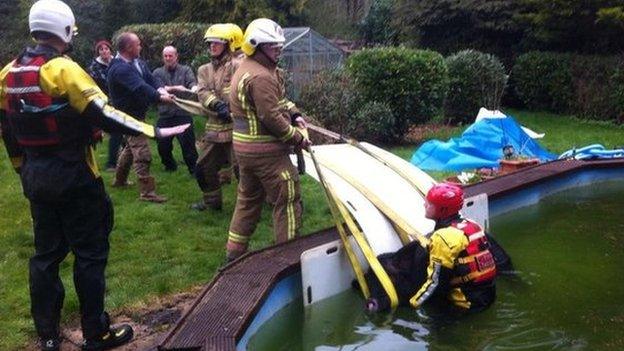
[{"left": 153, "top": 46, "right": 198, "bottom": 173}]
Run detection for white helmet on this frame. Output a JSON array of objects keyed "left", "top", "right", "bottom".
[
  {"left": 241, "top": 18, "right": 285, "bottom": 56},
  {"left": 29, "top": 0, "right": 76, "bottom": 44}
]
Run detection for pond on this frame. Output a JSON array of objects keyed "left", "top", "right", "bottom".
[{"left": 248, "top": 180, "right": 624, "bottom": 350}]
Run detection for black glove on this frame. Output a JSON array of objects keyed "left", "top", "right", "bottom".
[{"left": 214, "top": 101, "right": 231, "bottom": 122}]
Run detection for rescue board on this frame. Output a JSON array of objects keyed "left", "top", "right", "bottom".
[{"left": 302, "top": 143, "right": 436, "bottom": 239}]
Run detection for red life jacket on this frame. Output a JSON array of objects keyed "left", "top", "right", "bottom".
[
  {"left": 450, "top": 219, "right": 497, "bottom": 286},
  {"left": 4, "top": 53, "right": 96, "bottom": 148}
]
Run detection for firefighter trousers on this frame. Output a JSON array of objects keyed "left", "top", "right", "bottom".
[
  {"left": 227, "top": 153, "right": 302, "bottom": 255},
  {"left": 194, "top": 139, "right": 233, "bottom": 204}
]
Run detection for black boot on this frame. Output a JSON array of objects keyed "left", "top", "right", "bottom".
[
  {"left": 82, "top": 324, "right": 133, "bottom": 351},
  {"left": 40, "top": 337, "right": 61, "bottom": 351}
]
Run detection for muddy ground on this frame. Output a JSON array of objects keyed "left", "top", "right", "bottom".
[{"left": 25, "top": 287, "right": 202, "bottom": 351}]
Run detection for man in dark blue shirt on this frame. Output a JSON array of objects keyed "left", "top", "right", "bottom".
[{"left": 107, "top": 31, "right": 174, "bottom": 203}]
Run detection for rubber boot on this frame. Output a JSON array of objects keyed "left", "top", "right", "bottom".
[
  {"left": 138, "top": 177, "right": 167, "bottom": 203},
  {"left": 190, "top": 190, "right": 222, "bottom": 211},
  {"left": 111, "top": 150, "right": 132, "bottom": 187},
  {"left": 82, "top": 324, "right": 133, "bottom": 351},
  {"left": 40, "top": 337, "right": 61, "bottom": 351}
]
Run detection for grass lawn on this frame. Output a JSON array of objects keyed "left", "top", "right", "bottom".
[{"left": 1, "top": 109, "right": 623, "bottom": 349}]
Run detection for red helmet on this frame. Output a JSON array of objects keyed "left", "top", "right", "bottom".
[{"left": 426, "top": 183, "right": 463, "bottom": 219}]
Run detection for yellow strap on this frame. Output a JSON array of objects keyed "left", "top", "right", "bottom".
[
  {"left": 332, "top": 186, "right": 399, "bottom": 309},
  {"left": 307, "top": 147, "right": 399, "bottom": 309},
  {"left": 353, "top": 141, "right": 434, "bottom": 197},
  {"left": 313, "top": 152, "right": 430, "bottom": 247}
]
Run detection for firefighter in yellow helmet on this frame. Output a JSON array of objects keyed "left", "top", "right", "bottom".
[
  {"left": 225, "top": 18, "right": 310, "bottom": 262},
  {"left": 191, "top": 23, "right": 243, "bottom": 211},
  {"left": 0, "top": 1, "right": 188, "bottom": 349}
]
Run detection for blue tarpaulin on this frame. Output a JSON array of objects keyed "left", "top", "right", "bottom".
[{"left": 410, "top": 116, "right": 557, "bottom": 171}]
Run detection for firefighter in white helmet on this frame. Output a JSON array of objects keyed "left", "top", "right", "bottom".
[
  {"left": 0, "top": 1, "right": 188, "bottom": 349},
  {"left": 225, "top": 18, "right": 310, "bottom": 262}
]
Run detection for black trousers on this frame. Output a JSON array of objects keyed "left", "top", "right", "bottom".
[
  {"left": 156, "top": 115, "right": 197, "bottom": 173},
  {"left": 28, "top": 179, "right": 113, "bottom": 340}
]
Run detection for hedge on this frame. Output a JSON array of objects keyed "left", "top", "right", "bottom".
[
  {"left": 511, "top": 51, "right": 624, "bottom": 121},
  {"left": 445, "top": 49, "right": 508, "bottom": 124},
  {"left": 114, "top": 23, "right": 210, "bottom": 71},
  {"left": 346, "top": 47, "right": 449, "bottom": 137}
]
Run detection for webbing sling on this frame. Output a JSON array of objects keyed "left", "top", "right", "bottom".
[{"left": 306, "top": 145, "right": 399, "bottom": 309}]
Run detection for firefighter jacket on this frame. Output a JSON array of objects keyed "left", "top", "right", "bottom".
[
  {"left": 228, "top": 52, "right": 304, "bottom": 157},
  {"left": 410, "top": 216, "right": 497, "bottom": 310},
  {"left": 0, "top": 44, "right": 160, "bottom": 198},
  {"left": 197, "top": 54, "right": 239, "bottom": 143},
  {"left": 276, "top": 68, "right": 300, "bottom": 119}
]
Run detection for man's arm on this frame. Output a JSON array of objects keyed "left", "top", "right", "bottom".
[
  {"left": 409, "top": 228, "right": 467, "bottom": 308},
  {"left": 108, "top": 61, "right": 161, "bottom": 104},
  {"left": 41, "top": 58, "right": 167, "bottom": 138},
  {"left": 196, "top": 65, "right": 219, "bottom": 109}
]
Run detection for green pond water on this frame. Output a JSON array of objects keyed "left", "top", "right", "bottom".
[{"left": 248, "top": 181, "right": 624, "bottom": 350}]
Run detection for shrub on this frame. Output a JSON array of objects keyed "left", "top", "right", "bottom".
[
  {"left": 512, "top": 51, "right": 624, "bottom": 121},
  {"left": 349, "top": 101, "right": 396, "bottom": 142},
  {"left": 570, "top": 55, "right": 621, "bottom": 121},
  {"left": 298, "top": 69, "right": 360, "bottom": 136},
  {"left": 444, "top": 49, "right": 508, "bottom": 124},
  {"left": 511, "top": 52, "right": 573, "bottom": 112},
  {"left": 114, "top": 23, "right": 210, "bottom": 70},
  {"left": 346, "top": 47, "right": 449, "bottom": 137}
]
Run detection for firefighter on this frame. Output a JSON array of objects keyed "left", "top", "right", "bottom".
[
  {"left": 409, "top": 183, "right": 497, "bottom": 312},
  {"left": 0, "top": 1, "right": 189, "bottom": 350},
  {"left": 225, "top": 18, "right": 310, "bottom": 262},
  {"left": 191, "top": 23, "right": 243, "bottom": 211}
]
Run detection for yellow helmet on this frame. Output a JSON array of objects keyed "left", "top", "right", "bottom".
[
  {"left": 241, "top": 18, "right": 285, "bottom": 56},
  {"left": 204, "top": 23, "right": 243, "bottom": 52}
]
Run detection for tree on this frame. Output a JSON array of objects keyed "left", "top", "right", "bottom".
[
  {"left": 391, "top": 0, "right": 527, "bottom": 62},
  {"left": 359, "top": 0, "right": 397, "bottom": 45},
  {"left": 177, "top": 0, "right": 308, "bottom": 26},
  {"left": 520, "top": 0, "right": 624, "bottom": 54}
]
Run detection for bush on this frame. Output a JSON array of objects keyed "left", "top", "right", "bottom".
[
  {"left": 512, "top": 51, "right": 624, "bottom": 121},
  {"left": 511, "top": 52, "right": 574, "bottom": 112},
  {"left": 350, "top": 101, "right": 396, "bottom": 142},
  {"left": 114, "top": 23, "right": 210, "bottom": 70},
  {"left": 346, "top": 47, "right": 449, "bottom": 138},
  {"left": 571, "top": 55, "right": 621, "bottom": 121},
  {"left": 444, "top": 50, "right": 508, "bottom": 124},
  {"left": 298, "top": 69, "right": 361, "bottom": 136}
]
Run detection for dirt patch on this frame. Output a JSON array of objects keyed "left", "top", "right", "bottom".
[
  {"left": 404, "top": 123, "right": 455, "bottom": 144},
  {"left": 25, "top": 287, "right": 202, "bottom": 351}
]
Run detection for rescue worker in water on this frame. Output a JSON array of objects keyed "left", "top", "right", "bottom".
[{"left": 365, "top": 183, "right": 501, "bottom": 313}]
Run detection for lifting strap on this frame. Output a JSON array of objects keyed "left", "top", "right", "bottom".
[{"left": 306, "top": 144, "right": 399, "bottom": 310}]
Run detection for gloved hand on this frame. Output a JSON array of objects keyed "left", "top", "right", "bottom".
[
  {"left": 213, "top": 101, "right": 231, "bottom": 122},
  {"left": 156, "top": 123, "right": 191, "bottom": 139}
]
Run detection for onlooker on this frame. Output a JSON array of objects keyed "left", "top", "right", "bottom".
[
  {"left": 153, "top": 46, "right": 198, "bottom": 173},
  {"left": 0, "top": 1, "right": 189, "bottom": 349},
  {"left": 87, "top": 39, "right": 122, "bottom": 172},
  {"left": 107, "top": 31, "right": 174, "bottom": 203}
]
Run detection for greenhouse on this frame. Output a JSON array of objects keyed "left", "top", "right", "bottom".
[{"left": 282, "top": 27, "right": 345, "bottom": 97}]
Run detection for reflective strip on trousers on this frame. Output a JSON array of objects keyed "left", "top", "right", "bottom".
[
  {"left": 228, "top": 231, "right": 249, "bottom": 244},
  {"left": 281, "top": 170, "right": 296, "bottom": 240}
]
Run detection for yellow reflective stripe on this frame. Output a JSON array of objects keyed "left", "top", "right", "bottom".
[
  {"left": 228, "top": 231, "right": 249, "bottom": 244},
  {"left": 281, "top": 171, "right": 296, "bottom": 240},
  {"left": 86, "top": 146, "right": 100, "bottom": 178},
  {"left": 238, "top": 73, "right": 258, "bottom": 136},
  {"left": 205, "top": 122, "right": 233, "bottom": 131},
  {"left": 279, "top": 125, "right": 296, "bottom": 142},
  {"left": 233, "top": 131, "right": 277, "bottom": 142},
  {"left": 222, "top": 86, "right": 231, "bottom": 94},
  {"left": 204, "top": 94, "right": 217, "bottom": 108}
]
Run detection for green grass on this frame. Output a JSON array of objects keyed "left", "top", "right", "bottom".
[{"left": 1, "top": 109, "right": 623, "bottom": 349}]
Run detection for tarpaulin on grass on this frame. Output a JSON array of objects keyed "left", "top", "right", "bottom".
[{"left": 410, "top": 115, "right": 557, "bottom": 171}]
